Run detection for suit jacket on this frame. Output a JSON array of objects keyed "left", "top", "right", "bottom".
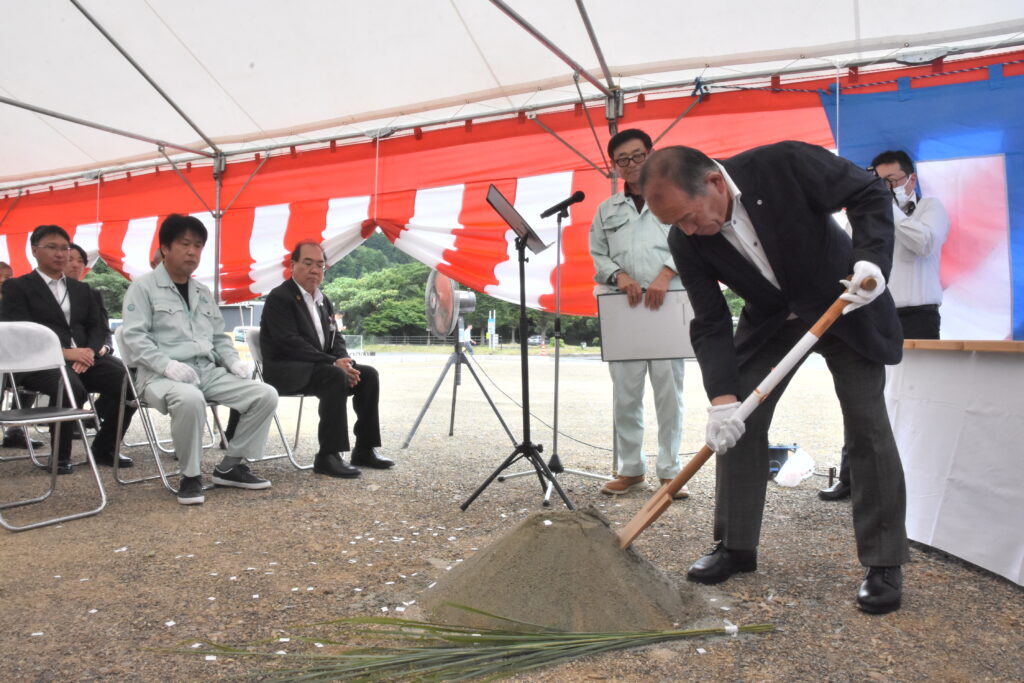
[
  {"left": 259, "top": 278, "right": 349, "bottom": 395},
  {"left": 668, "top": 141, "right": 903, "bottom": 400},
  {"left": 0, "top": 270, "right": 107, "bottom": 353}
]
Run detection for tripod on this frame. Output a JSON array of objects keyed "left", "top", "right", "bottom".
[
  {"left": 402, "top": 320, "right": 516, "bottom": 448},
  {"left": 461, "top": 235, "right": 574, "bottom": 511},
  {"left": 497, "top": 205, "right": 610, "bottom": 505}
]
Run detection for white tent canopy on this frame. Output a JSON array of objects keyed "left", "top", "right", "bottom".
[{"left": 3, "top": 0, "right": 1022, "bottom": 187}]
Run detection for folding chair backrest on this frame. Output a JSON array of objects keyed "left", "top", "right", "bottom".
[
  {"left": 113, "top": 327, "right": 137, "bottom": 367},
  {"left": 0, "top": 322, "right": 66, "bottom": 373},
  {"left": 246, "top": 328, "right": 264, "bottom": 367}
]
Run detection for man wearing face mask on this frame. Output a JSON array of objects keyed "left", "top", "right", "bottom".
[
  {"left": 868, "top": 151, "right": 950, "bottom": 339},
  {"left": 819, "top": 150, "right": 950, "bottom": 502}
]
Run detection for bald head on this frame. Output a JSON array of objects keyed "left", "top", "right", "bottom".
[
  {"left": 638, "top": 146, "right": 718, "bottom": 198},
  {"left": 640, "top": 146, "right": 733, "bottom": 237}
]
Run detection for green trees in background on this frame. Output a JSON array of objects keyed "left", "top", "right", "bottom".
[{"left": 84, "top": 259, "right": 130, "bottom": 317}]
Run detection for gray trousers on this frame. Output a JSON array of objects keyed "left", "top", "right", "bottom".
[
  {"left": 715, "top": 319, "right": 909, "bottom": 567},
  {"left": 143, "top": 360, "right": 278, "bottom": 478},
  {"left": 609, "top": 358, "right": 685, "bottom": 479}
]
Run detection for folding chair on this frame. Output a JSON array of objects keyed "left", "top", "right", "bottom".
[
  {"left": 0, "top": 322, "right": 107, "bottom": 531},
  {"left": 246, "top": 327, "right": 313, "bottom": 470},
  {"left": 111, "top": 328, "right": 222, "bottom": 492}
]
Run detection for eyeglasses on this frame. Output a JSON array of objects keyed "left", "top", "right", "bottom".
[
  {"left": 38, "top": 244, "right": 72, "bottom": 252},
  {"left": 299, "top": 259, "right": 327, "bottom": 271},
  {"left": 613, "top": 152, "right": 648, "bottom": 168},
  {"left": 875, "top": 172, "right": 910, "bottom": 189}
]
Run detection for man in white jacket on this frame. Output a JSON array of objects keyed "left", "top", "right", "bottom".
[{"left": 820, "top": 149, "right": 949, "bottom": 502}]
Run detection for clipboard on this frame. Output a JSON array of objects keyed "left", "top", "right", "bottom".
[{"left": 597, "top": 289, "right": 695, "bottom": 361}]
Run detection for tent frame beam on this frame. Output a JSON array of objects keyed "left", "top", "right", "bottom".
[
  {"left": 488, "top": 0, "right": 613, "bottom": 98},
  {"left": 69, "top": 0, "right": 221, "bottom": 155},
  {"left": 4, "top": 43, "right": 1023, "bottom": 196},
  {"left": 0, "top": 94, "right": 215, "bottom": 159}
]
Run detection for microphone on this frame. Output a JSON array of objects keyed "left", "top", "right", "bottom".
[{"left": 539, "top": 191, "right": 585, "bottom": 219}]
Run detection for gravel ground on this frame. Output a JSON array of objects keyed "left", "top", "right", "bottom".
[{"left": 0, "top": 350, "right": 1021, "bottom": 681}]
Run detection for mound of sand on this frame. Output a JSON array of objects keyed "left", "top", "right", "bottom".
[{"left": 420, "top": 508, "right": 710, "bottom": 632}]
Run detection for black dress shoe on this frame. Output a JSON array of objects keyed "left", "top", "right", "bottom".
[
  {"left": 2, "top": 429, "right": 45, "bottom": 450},
  {"left": 687, "top": 542, "right": 757, "bottom": 584},
  {"left": 313, "top": 452, "right": 361, "bottom": 479},
  {"left": 819, "top": 480, "right": 851, "bottom": 501},
  {"left": 94, "top": 453, "right": 134, "bottom": 468},
  {"left": 350, "top": 446, "right": 395, "bottom": 469},
  {"left": 857, "top": 566, "right": 902, "bottom": 614}
]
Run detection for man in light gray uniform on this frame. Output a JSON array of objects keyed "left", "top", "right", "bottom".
[
  {"left": 590, "top": 129, "right": 687, "bottom": 499},
  {"left": 121, "top": 214, "right": 278, "bottom": 505}
]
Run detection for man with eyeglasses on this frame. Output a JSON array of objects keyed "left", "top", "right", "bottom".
[
  {"left": 819, "top": 150, "right": 950, "bottom": 503},
  {"left": 1, "top": 225, "right": 135, "bottom": 473},
  {"left": 258, "top": 240, "right": 391, "bottom": 478},
  {"left": 121, "top": 214, "right": 279, "bottom": 504},
  {"left": 589, "top": 129, "right": 687, "bottom": 499},
  {"left": 640, "top": 142, "right": 907, "bottom": 614}
]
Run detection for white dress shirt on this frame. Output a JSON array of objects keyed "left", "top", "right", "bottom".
[
  {"left": 714, "top": 162, "right": 783, "bottom": 290},
  {"left": 294, "top": 278, "right": 326, "bottom": 349},
  {"left": 37, "top": 269, "right": 71, "bottom": 323},
  {"left": 888, "top": 196, "right": 950, "bottom": 308}
]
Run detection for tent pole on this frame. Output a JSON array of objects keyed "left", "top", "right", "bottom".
[
  {"left": 160, "top": 148, "right": 215, "bottom": 216},
  {"left": 0, "top": 95, "right": 213, "bottom": 158},
  {"left": 529, "top": 116, "right": 610, "bottom": 178},
  {"left": 69, "top": 0, "right": 221, "bottom": 155},
  {"left": 0, "top": 190, "right": 23, "bottom": 230},
  {"left": 488, "top": 0, "right": 612, "bottom": 98},
  {"left": 213, "top": 155, "right": 225, "bottom": 304},
  {"left": 575, "top": 0, "right": 615, "bottom": 89}
]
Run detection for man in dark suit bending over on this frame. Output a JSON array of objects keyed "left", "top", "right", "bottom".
[
  {"left": 259, "top": 241, "right": 393, "bottom": 478},
  {"left": 639, "top": 142, "right": 908, "bottom": 614},
  {"left": 0, "top": 225, "right": 134, "bottom": 473}
]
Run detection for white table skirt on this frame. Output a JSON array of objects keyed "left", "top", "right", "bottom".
[{"left": 887, "top": 341, "right": 1024, "bottom": 586}]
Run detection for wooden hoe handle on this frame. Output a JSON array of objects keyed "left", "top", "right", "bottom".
[{"left": 617, "top": 275, "right": 875, "bottom": 548}]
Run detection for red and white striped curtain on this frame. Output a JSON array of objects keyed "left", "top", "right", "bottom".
[{"left": 0, "top": 90, "right": 832, "bottom": 316}]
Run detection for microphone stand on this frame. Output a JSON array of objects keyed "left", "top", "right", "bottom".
[
  {"left": 460, "top": 234, "right": 573, "bottom": 511},
  {"left": 497, "top": 206, "right": 611, "bottom": 505}
]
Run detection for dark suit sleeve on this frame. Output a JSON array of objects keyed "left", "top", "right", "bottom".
[
  {"left": 781, "top": 141, "right": 895, "bottom": 278},
  {"left": 0, "top": 278, "right": 29, "bottom": 322},
  {"left": 669, "top": 229, "right": 741, "bottom": 399},
  {"left": 260, "top": 286, "right": 339, "bottom": 365}
]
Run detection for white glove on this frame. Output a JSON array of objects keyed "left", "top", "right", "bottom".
[
  {"left": 839, "top": 260, "right": 886, "bottom": 314},
  {"left": 164, "top": 360, "right": 200, "bottom": 384},
  {"left": 706, "top": 402, "right": 745, "bottom": 454},
  {"left": 230, "top": 359, "right": 253, "bottom": 379}
]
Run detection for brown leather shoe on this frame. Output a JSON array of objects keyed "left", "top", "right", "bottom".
[
  {"left": 600, "top": 475, "right": 646, "bottom": 495},
  {"left": 660, "top": 479, "right": 690, "bottom": 499}
]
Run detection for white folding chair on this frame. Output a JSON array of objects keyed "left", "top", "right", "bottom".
[
  {"left": 111, "top": 327, "right": 222, "bottom": 492},
  {"left": 246, "top": 327, "right": 313, "bottom": 470},
  {"left": 0, "top": 322, "right": 107, "bottom": 531}
]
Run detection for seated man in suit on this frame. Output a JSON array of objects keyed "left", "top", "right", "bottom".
[
  {"left": 259, "top": 240, "right": 393, "bottom": 478},
  {"left": 121, "top": 214, "right": 279, "bottom": 505},
  {"left": 0, "top": 225, "right": 134, "bottom": 473}
]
